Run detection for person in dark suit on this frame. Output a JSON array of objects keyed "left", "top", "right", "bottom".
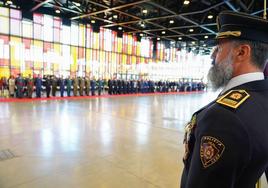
[{"left": 181, "top": 11, "right": 268, "bottom": 188}]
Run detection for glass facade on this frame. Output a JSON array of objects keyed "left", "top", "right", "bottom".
[{"left": 0, "top": 7, "right": 210, "bottom": 81}]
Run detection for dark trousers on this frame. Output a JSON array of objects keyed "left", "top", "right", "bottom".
[
  {"left": 36, "top": 87, "right": 41, "bottom": 98},
  {"left": 52, "top": 87, "right": 57, "bottom": 96},
  {"left": 46, "top": 87, "right": 51, "bottom": 98},
  {"left": 67, "top": 88, "right": 71, "bottom": 97},
  {"left": 60, "top": 88, "right": 64, "bottom": 97}
]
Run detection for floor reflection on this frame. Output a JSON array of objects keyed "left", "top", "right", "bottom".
[{"left": 0, "top": 91, "right": 219, "bottom": 188}]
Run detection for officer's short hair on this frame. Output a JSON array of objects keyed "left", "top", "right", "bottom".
[{"left": 232, "top": 40, "right": 268, "bottom": 69}]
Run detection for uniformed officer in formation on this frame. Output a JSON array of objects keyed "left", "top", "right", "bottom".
[
  {"left": 97, "top": 77, "right": 103, "bottom": 96},
  {"left": 51, "top": 76, "right": 58, "bottom": 97},
  {"left": 15, "top": 73, "right": 24, "bottom": 98},
  {"left": 90, "top": 77, "right": 96, "bottom": 96},
  {"left": 73, "top": 76, "right": 78, "bottom": 97},
  {"left": 59, "top": 75, "right": 65, "bottom": 97},
  {"left": 181, "top": 11, "right": 268, "bottom": 188},
  {"left": 44, "top": 75, "right": 51, "bottom": 98},
  {"left": 85, "top": 76, "right": 91, "bottom": 96},
  {"left": 26, "top": 74, "right": 34, "bottom": 98},
  {"left": 65, "top": 76, "right": 72, "bottom": 97},
  {"left": 79, "top": 76, "right": 85, "bottom": 96},
  {"left": 35, "top": 74, "right": 42, "bottom": 98}
]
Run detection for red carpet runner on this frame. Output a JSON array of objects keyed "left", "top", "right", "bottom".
[{"left": 0, "top": 91, "right": 204, "bottom": 103}]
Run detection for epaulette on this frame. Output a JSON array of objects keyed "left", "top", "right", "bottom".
[{"left": 216, "top": 90, "right": 250, "bottom": 109}]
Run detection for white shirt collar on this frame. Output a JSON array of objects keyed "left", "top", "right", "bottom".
[{"left": 221, "top": 72, "right": 264, "bottom": 94}]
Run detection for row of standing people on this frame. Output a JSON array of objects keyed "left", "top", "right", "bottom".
[
  {"left": 107, "top": 79, "right": 206, "bottom": 95},
  {"left": 0, "top": 74, "right": 104, "bottom": 98},
  {"left": 0, "top": 74, "right": 206, "bottom": 98},
  {"left": 41, "top": 75, "right": 104, "bottom": 98}
]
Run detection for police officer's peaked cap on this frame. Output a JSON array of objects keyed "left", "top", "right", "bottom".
[{"left": 210, "top": 11, "right": 268, "bottom": 45}]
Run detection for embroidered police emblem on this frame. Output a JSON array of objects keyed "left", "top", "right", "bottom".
[
  {"left": 216, "top": 90, "right": 250, "bottom": 109},
  {"left": 200, "top": 136, "right": 225, "bottom": 168}
]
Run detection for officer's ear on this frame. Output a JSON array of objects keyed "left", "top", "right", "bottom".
[{"left": 235, "top": 43, "right": 251, "bottom": 62}]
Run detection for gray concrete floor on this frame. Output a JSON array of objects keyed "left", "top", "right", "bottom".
[{"left": 0, "top": 92, "right": 266, "bottom": 188}]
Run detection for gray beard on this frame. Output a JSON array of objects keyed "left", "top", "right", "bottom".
[{"left": 207, "top": 54, "right": 233, "bottom": 90}]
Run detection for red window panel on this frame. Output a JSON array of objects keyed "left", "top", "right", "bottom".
[
  {"left": 54, "top": 17, "right": 61, "bottom": 28},
  {"left": 33, "top": 13, "right": 43, "bottom": 24}
]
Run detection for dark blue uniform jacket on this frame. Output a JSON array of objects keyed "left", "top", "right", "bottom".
[{"left": 181, "top": 79, "right": 268, "bottom": 188}]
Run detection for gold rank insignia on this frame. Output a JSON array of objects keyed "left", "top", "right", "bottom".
[
  {"left": 216, "top": 90, "right": 250, "bottom": 109},
  {"left": 200, "top": 136, "right": 225, "bottom": 168}
]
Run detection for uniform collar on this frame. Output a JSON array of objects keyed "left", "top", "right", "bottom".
[{"left": 221, "top": 72, "right": 264, "bottom": 94}]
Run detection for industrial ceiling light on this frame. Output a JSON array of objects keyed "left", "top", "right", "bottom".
[
  {"left": 142, "top": 9, "right": 148, "bottom": 14},
  {"left": 204, "top": 35, "right": 208, "bottom": 39},
  {"left": 207, "top": 15, "right": 213, "bottom": 19},
  {"left": 113, "top": 15, "right": 118, "bottom": 19},
  {"left": 178, "top": 37, "right": 182, "bottom": 40},
  {"left": 189, "top": 28, "right": 194, "bottom": 32},
  {"left": 55, "top": 9, "right": 60, "bottom": 14},
  {"left": 6, "top": 0, "right": 12, "bottom": 5},
  {"left": 140, "top": 22, "right": 145, "bottom": 27},
  {"left": 183, "top": 0, "right": 190, "bottom": 5},
  {"left": 91, "top": 20, "right": 95, "bottom": 24},
  {"left": 169, "top": 20, "right": 174, "bottom": 24},
  {"left": 157, "top": 37, "right": 160, "bottom": 40},
  {"left": 203, "top": 44, "right": 207, "bottom": 47},
  {"left": 140, "top": 33, "right": 144, "bottom": 37},
  {"left": 118, "top": 26, "right": 122, "bottom": 30},
  {"left": 162, "top": 31, "right": 166, "bottom": 34},
  {"left": 192, "top": 41, "right": 196, "bottom": 44}
]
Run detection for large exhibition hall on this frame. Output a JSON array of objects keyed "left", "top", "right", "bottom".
[{"left": 0, "top": 0, "right": 268, "bottom": 188}]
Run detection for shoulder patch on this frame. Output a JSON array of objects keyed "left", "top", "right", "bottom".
[
  {"left": 216, "top": 90, "right": 250, "bottom": 109},
  {"left": 200, "top": 136, "right": 225, "bottom": 168}
]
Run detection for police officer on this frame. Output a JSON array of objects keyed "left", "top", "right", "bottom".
[
  {"left": 15, "top": 74, "right": 25, "bottom": 98},
  {"left": 65, "top": 76, "right": 72, "bottom": 97},
  {"left": 35, "top": 74, "right": 42, "bottom": 98},
  {"left": 59, "top": 75, "right": 65, "bottom": 97},
  {"left": 108, "top": 79, "right": 112, "bottom": 95},
  {"left": 85, "top": 76, "right": 90, "bottom": 96},
  {"left": 51, "top": 76, "right": 58, "bottom": 97},
  {"left": 90, "top": 77, "right": 96, "bottom": 96},
  {"left": 181, "top": 11, "right": 268, "bottom": 188},
  {"left": 96, "top": 78, "right": 103, "bottom": 96},
  {"left": 73, "top": 76, "right": 78, "bottom": 97},
  {"left": 44, "top": 75, "right": 51, "bottom": 98},
  {"left": 26, "top": 74, "right": 34, "bottom": 98},
  {"left": 79, "top": 77, "right": 85, "bottom": 96},
  {"left": 84, "top": 76, "right": 89, "bottom": 96}
]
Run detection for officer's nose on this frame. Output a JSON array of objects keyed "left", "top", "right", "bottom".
[{"left": 210, "top": 46, "right": 218, "bottom": 65}]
